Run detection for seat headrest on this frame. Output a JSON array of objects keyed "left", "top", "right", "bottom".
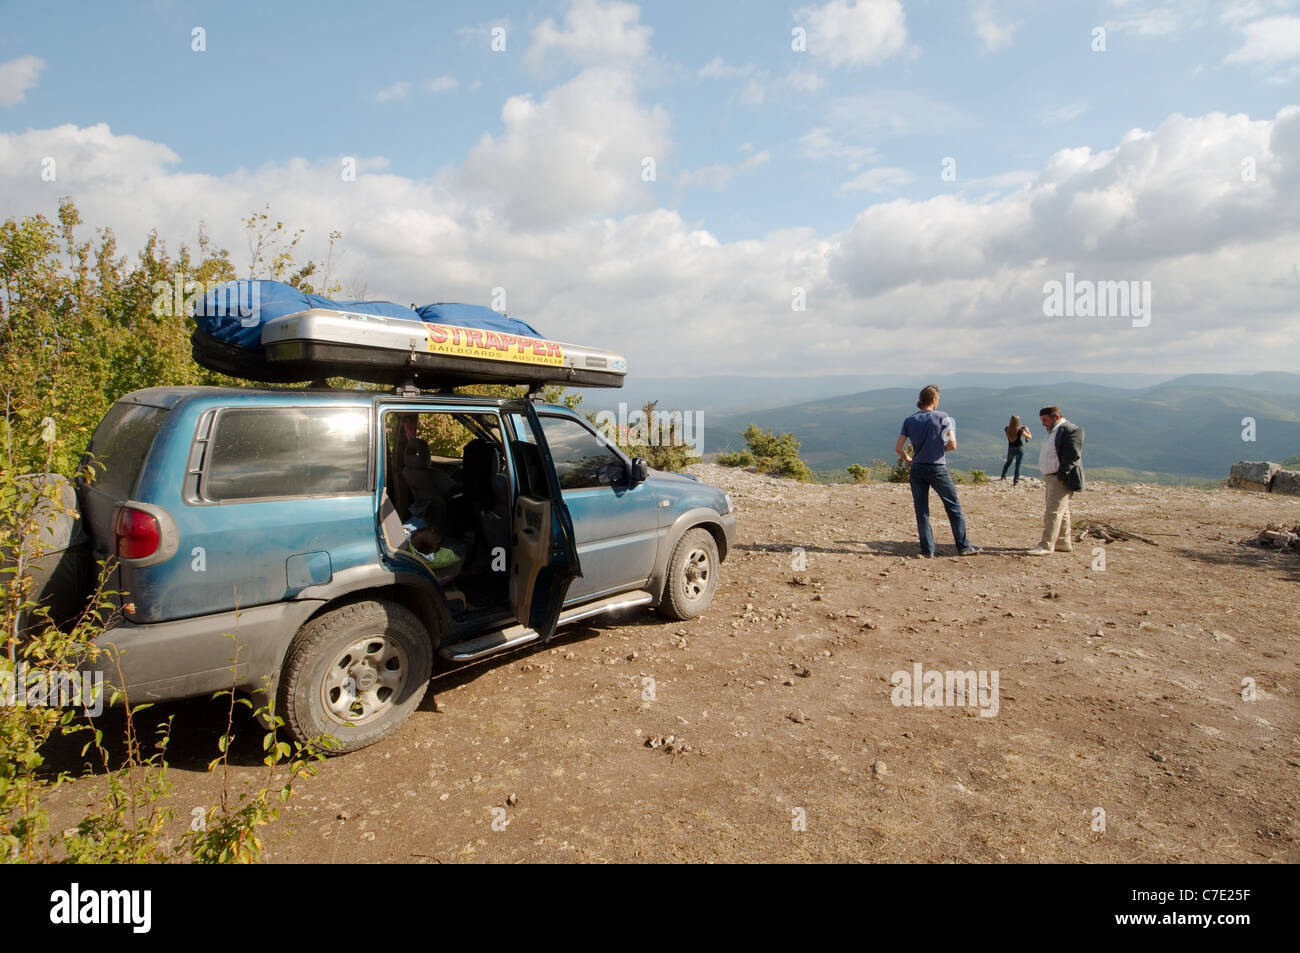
[
  {"left": 463, "top": 439, "right": 500, "bottom": 475},
  {"left": 405, "top": 437, "right": 431, "bottom": 469}
]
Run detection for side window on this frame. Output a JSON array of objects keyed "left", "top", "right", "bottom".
[
  {"left": 203, "top": 407, "right": 370, "bottom": 501},
  {"left": 538, "top": 416, "right": 622, "bottom": 491}
]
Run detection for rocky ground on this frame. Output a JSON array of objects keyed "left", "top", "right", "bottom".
[{"left": 46, "top": 466, "right": 1299, "bottom": 862}]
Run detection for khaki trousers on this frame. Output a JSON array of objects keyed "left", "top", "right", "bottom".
[{"left": 1039, "top": 475, "right": 1073, "bottom": 550}]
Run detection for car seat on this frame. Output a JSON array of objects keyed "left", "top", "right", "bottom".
[
  {"left": 403, "top": 437, "right": 454, "bottom": 528},
  {"left": 459, "top": 439, "right": 511, "bottom": 565}
]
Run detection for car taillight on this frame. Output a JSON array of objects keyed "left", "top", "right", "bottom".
[{"left": 114, "top": 507, "right": 160, "bottom": 560}]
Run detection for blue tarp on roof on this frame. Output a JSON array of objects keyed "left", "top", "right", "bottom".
[
  {"left": 416, "top": 302, "right": 540, "bottom": 336},
  {"left": 193, "top": 280, "right": 541, "bottom": 351}
]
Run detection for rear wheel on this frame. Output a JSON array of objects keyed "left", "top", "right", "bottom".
[
  {"left": 658, "top": 527, "right": 719, "bottom": 621},
  {"left": 278, "top": 599, "right": 432, "bottom": 754}
]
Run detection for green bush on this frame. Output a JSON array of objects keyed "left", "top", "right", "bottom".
[
  {"left": 0, "top": 433, "right": 328, "bottom": 864},
  {"left": 719, "top": 425, "right": 811, "bottom": 481},
  {"left": 969, "top": 469, "right": 988, "bottom": 484},
  {"left": 716, "top": 449, "right": 754, "bottom": 467},
  {"left": 887, "top": 446, "right": 912, "bottom": 483},
  {"left": 0, "top": 202, "right": 345, "bottom": 862},
  {"left": 846, "top": 463, "right": 870, "bottom": 483}
]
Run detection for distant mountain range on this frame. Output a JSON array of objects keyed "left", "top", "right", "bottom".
[
  {"left": 581, "top": 372, "right": 1300, "bottom": 482},
  {"left": 579, "top": 370, "right": 1183, "bottom": 416}
]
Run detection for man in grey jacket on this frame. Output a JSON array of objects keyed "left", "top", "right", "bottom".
[{"left": 1027, "top": 405, "right": 1085, "bottom": 555}]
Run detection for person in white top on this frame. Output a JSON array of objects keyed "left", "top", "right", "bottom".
[{"left": 1027, "top": 405, "right": 1084, "bottom": 555}]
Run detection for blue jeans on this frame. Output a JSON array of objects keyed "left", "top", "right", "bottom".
[
  {"left": 1001, "top": 445, "right": 1024, "bottom": 481},
  {"left": 909, "top": 463, "right": 972, "bottom": 556}
]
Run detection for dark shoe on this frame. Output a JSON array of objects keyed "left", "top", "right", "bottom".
[{"left": 958, "top": 546, "right": 981, "bottom": 556}]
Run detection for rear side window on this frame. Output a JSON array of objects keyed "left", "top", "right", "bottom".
[
  {"left": 86, "top": 403, "right": 169, "bottom": 499},
  {"left": 203, "top": 407, "right": 370, "bottom": 502}
]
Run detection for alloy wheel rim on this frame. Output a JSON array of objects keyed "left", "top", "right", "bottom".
[
  {"left": 683, "top": 547, "right": 711, "bottom": 600},
  {"left": 321, "top": 634, "right": 409, "bottom": 726}
]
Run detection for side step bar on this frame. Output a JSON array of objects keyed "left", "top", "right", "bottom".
[{"left": 439, "top": 590, "right": 654, "bottom": 662}]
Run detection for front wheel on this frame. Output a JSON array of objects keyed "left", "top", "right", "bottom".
[
  {"left": 658, "top": 527, "right": 720, "bottom": 621},
  {"left": 278, "top": 599, "right": 433, "bottom": 754}
]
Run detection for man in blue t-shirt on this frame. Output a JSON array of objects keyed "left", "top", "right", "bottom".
[{"left": 894, "top": 385, "right": 979, "bottom": 558}]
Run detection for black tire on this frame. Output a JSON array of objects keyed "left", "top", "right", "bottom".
[
  {"left": 278, "top": 599, "right": 433, "bottom": 755},
  {"left": 658, "top": 527, "right": 720, "bottom": 621}
]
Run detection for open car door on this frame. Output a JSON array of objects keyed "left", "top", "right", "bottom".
[{"left": 505, "top": 400, "right": 581, "bottom": 641}]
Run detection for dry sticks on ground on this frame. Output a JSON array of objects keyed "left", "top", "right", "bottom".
[{"left": 1074, "top": 520, "right": 1159, "bottom": 545}]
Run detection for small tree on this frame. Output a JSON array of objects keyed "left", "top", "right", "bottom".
[
  {"left": 846, "top": 464, "right": 870, "bottom": 483},
  {"left": 719, "top": 425, "right": 811, "bottom": 482},
  {"left": 608, "top": 401, "right": 702, "bottom": 472},
  {"left": 887, "top": 445, "right": 913, "bottom": 483}
]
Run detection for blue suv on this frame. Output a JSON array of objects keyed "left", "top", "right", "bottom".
[{"left": 56, "top": 386, "right": 734, "bottom": 753}]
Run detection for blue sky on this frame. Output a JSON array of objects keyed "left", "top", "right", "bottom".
[
  {"left": 5, "top": 0, "right": 1293, "bottom": 238},
  {"left": 1, "top": 0, "right": 1298, "bottom": 378}
]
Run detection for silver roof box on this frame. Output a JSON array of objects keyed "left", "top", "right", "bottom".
[{"left": 258, "top": 308, "right": 627, "bottom": 389}]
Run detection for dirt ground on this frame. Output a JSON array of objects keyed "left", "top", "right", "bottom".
[{"left": 46, "top": 465, "right": 1299, "bottom": 862}]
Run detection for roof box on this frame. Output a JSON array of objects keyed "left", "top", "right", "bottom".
[{"left": 190, "top": 280, "right": 626, "bottom": 389}]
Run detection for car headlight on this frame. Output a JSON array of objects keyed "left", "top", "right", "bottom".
[{"left": 723, "top": 492, "right": 734, "bottom": 514}]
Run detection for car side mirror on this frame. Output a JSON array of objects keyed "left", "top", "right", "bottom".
[{"left": 629, "top": 457, "right": 649, "bottom": 485}]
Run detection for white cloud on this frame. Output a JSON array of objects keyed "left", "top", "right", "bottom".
[
  {"left": 970, "top": 1, "right": 1021, "bottom": 51},
  {"left": 1039, "top": 101, "right": 1089, "bottom": 124},
  {"left": 0, "top": 122, "right": 181, "bottom": 183},
  {"left": 799, "top": 127, "right": 882, "bottom": 167},
  {"left": 737, "top": 68, "right": 826, "bottom": 106},
  {"left": 376, "top": 81, "right": 411, "bottom": 103},
  {"left": 698, "top": 57, "right": 755, "bottom": 79},
  {"left": 450, "top": 68, "right": 671, "bottom": 228},
  {"left": 0, "top": 55, "right": 45, "bottom": 107},
  {"left": 457, "top": 18, "right": 511, "bottom": 48},
  {"left": 1224, "top": 15, "right": 1300, "bottom": 64},
  {"left": 423, "top": 76, "right": 459, "bottom": 93},
  {"left": 830, "top": 109, "right": 1300, "bottom": 298},
  {"left": 839, "top": 166, "right": 914, "bottom": 193},
  {"left": 795, "top": 0, "right": 909, "bottom": 68},
  {"left": 825, "top": 91, "right": 969, "bottom": 138},
  {"left": 1104, "top": 6, "right": 1181, "bottom": 36},
  {"left": 677, "top": 150, "right": 770, "bottom": 190},
  {"left": 784, "top": 69, "right": 825, "bottom": 93},
  {"left": 962, "top": 169, "right": 1037, "bottom": 190},
  {"left": 526, "top": 0, "right": 651, "bottom": 70},
  {"left": 1, "top": 108, "right": 1298, "bottom": 379},
  {"left": 1219, "top": 0, "right": 1296, "bottom": 27}
]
